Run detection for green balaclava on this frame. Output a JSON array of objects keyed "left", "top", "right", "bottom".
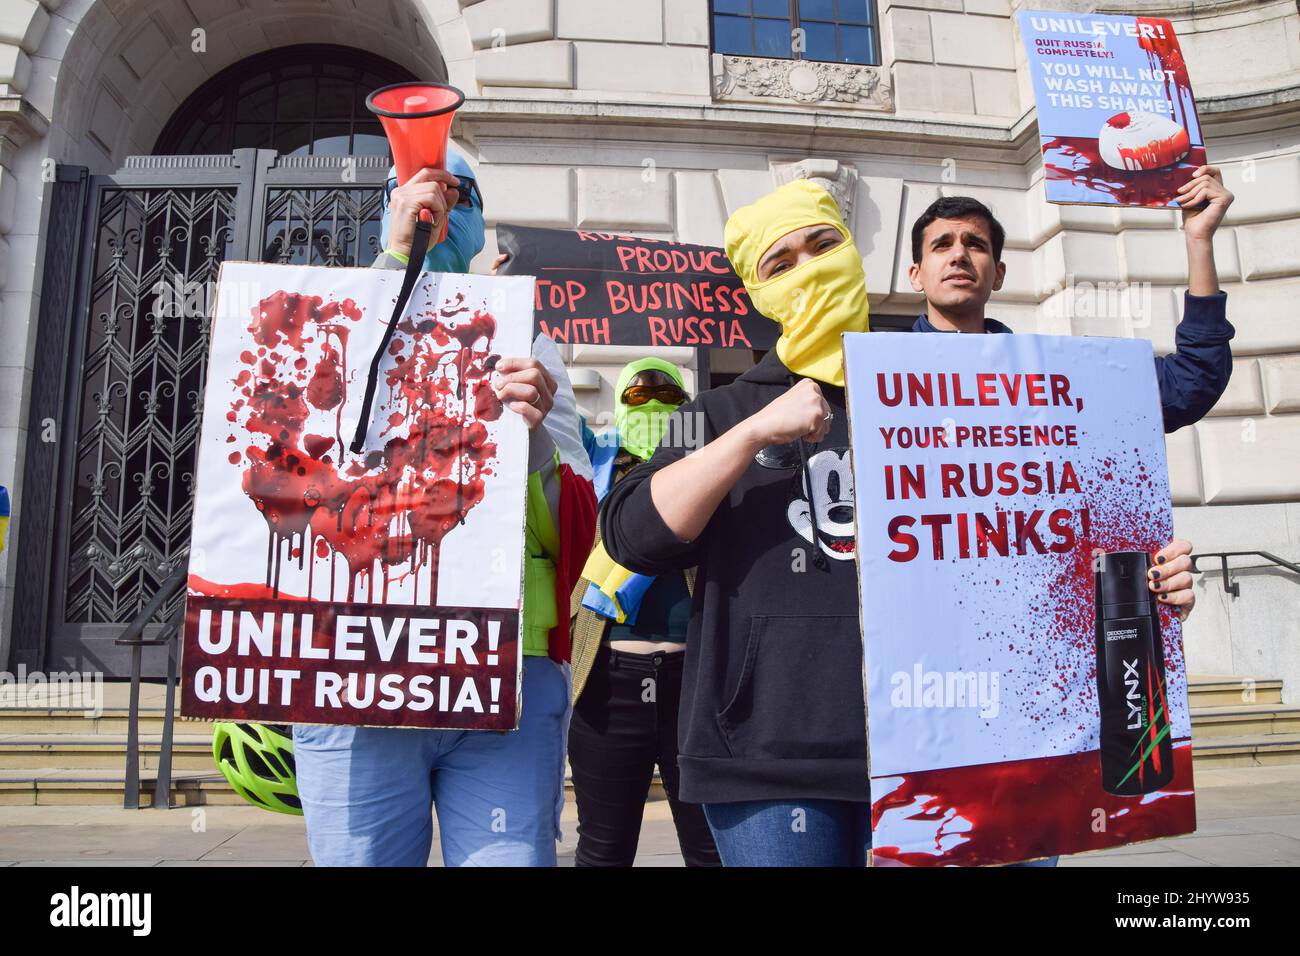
[{"left": 614, "top": 357, "right": 687, "bottom": 461}]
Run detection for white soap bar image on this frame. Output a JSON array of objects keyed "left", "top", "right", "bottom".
[{"left": 1097, "top": 111, "right": 1190, "bottom": 172}]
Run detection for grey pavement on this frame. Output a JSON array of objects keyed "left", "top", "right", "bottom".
[{"left": 1, "top": 765, "right": 1298, "bottom": 867}]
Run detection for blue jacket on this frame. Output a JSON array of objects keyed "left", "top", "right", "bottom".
[{"left": 910, "top": 290, "right": 1233, "bottom": 433}]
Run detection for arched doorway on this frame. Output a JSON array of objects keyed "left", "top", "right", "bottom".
[
  {"left": 154, "top": 45, "right": 408, "bottom": 158},
  {"left": 13, "top": 45, "right": 418, "bottom": 676}
]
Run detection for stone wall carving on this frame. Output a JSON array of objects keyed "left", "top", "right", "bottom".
[
  {"left": 770, "top": 158, "right": 859, "bottom": 225},
  {"left": 712, "top": 54, "right": 893, "bottom": 111}
]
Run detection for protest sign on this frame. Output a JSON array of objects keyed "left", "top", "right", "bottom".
[
  {"left": 844, "top": 332, "right": 1196, "bottom": 866},
  {"left": 496, "top": 223, "right": 775, "bottom": 351},
  {"left": 180, "top": 262, "right": 534, "bottom": 730},
  {"left": 1018, "top": 10, "right": 1205, "bottom": 207}
]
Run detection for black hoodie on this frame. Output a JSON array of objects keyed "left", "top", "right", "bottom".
[{"left": 600, "top": 349, "right": 868, "bottom": 804}]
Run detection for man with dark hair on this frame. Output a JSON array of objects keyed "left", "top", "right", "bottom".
[
  {"left": 907, "top": 168, "right": 1235, "bottom": 432},
  {"left": 911, "top": 195, "right": 1008, "bottom": 264}
]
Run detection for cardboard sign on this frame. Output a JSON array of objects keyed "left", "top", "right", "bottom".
[
  {"left": 1018, "top": 10, "right": 1205, "bottom": 207},
  {"left": 496, "top": 223, "right": 776, "bottom": 350},
  {"left": 844, "top": 332, "right": 1196, "bottom": 866},
  {"left": 180, "top": 262, "right": 535, "bottom": 730}
]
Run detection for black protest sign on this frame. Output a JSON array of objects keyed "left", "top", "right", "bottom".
[{"left": 497, "top": 224, "right": 776, "bottom": 350}]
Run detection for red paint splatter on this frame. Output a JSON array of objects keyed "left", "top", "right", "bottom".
[
  {"left": 186, "top": 575, "right": 312, "bottom": 603},
  {"left": 945, "top": 446, "right": 1185, "bottom": 754},
  {"left": 303, "top": 434, "right": 335, "bottom": 459},
  {"left": 1109, "top": 114, "right": 1190, "bottom": 172},
  {"left": 229, "top": 290, "right": 502, "bottom": 605},
  {"left": 307, "top": 346, "right": 344, "bottom": 410},
  {"left": 871, "top": 741, "right": 1195, "bottom": 866},
  {"left": 248, "top": 290, "right": 358, "bottom": 351},
  {"left": 473, "top": 380, "right": 504, "bottom": 421},
  {"left": 1137, "top": 17, "right": 1192, "bottom": 129},
  {"left": 1042, "top": 138, "right": 1206, "bottom": 207}
]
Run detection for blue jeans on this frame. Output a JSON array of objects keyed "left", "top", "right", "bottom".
[
  {"left": 704, "top": 799, "right": 872, "bottom": 867},
  {"left": 293, "top": 655, "right": 571, "bottom": 867},
  {"left": 704, "top": 799, "right": 1059, "bottom": 868}
]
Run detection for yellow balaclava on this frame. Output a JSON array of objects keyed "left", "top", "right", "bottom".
[{"left": 724, "top": 179, "right": 869, "bottom": 387}]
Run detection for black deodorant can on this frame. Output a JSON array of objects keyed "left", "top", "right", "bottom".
[{"left": 1095, "top": 550, "right": 1175, "bottom": 795}]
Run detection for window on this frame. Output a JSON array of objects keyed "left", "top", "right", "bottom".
[
  {"left": 711, "top": 0, "right": 879, "bottom": 66},
  {"left": 155, "top": 45, "right": 415, "bottom": 156}
]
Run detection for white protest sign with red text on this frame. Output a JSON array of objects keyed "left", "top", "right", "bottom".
[
  {"left": 181, "top": 262, "right": 534, "bottom": 731},
  {"left": 845, "top": 331, "right": 1195, "bottom": 866}
]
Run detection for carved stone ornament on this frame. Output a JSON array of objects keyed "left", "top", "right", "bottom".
[
  {"left": 771, "top": 159, "right": 860, "bottom": 226},
  {"left": 0, "top": 94, "right": 50, "bottom": 163},
  {"left": 712, "top": 54, "right": 893, "bottom": 111}
]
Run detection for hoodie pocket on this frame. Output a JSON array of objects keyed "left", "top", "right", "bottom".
[{"left": 716, "top": 615, "right": 867, "bottom": 760}]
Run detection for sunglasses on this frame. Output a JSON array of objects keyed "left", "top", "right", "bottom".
[{"left": 621, "top": 384, "right": 687, "bottom": 407}]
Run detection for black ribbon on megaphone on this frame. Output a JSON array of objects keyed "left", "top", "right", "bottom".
[{"left": 349, "top": 216, "right": 432, "bottom": 455}]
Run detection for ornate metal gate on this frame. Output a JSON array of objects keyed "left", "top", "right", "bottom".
[{"left": 13, "top": 149, "right": 392, "bottom": 676}]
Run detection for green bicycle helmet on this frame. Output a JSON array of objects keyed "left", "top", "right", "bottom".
[{"left": 212, "top": 722, "right": 303, "bottom": 815}]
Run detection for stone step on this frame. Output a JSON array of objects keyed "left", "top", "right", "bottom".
[
  {"left": 0, "top": 708, "right": 211, "bottom": 735},
  {"left": 1187, "top": 676, "right": 1284, "bottom": 708},
  {"left": 1189, "top": 703, "right": 1300, "bottom": 738},
  {"left": 0, "top": 768, "right": 239, "bottom": 807},
  {"left": 3, "top": 717, "right": 1292, "bottom": 771},
  {"left": 0, "top": 734, "right": 216, "bottom": 771},
  {"left": 0, "top": 680, "right": 167, "bottom": 709},
  {"left": 1190, "top": 733, "right": 1300, "bottom": 769},
  {"left": 0, "top": 678, "right": 1290, "bottom": 804},
  {"left": 0, "top": 763, "right": 633, "bottom": 807}
]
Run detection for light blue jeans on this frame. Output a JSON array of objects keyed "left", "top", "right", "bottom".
[{"left": 293, "top": 655, "right": 571, "bottom": 867}]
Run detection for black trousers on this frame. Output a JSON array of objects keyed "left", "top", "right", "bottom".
[{"left": 568, "top": 644, "right": 721, "bottom": 867}]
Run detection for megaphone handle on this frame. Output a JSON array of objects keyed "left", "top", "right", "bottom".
[{"left": 350, "top": 216, "right": 433, "bottom": 455}]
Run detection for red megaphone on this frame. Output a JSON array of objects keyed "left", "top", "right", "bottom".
[{"left": 366, "top": 82, "right": 465, "bottom": 243}]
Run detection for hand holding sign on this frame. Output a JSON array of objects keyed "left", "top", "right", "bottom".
[
  {"left": 1176, "top": 165, "right": 1233, "bottom": 241},
  {"left": 493, "top": 356, "right": 557, "bottom": 430},
  {"left": 1149, "top": 537, "right": 1195, "bottom": 618}
]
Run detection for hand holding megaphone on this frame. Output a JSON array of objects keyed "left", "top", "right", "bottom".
[
  {"left": 367, "top": 83, "right": 464, "bottom": 248},
  {"left": 386, "top": 167, "right": 462, "bottom": 260},
  {"left": 351, "top": 82, "right": 467, "bottom": 455}
]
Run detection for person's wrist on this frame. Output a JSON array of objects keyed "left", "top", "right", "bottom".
[{"left": 735, "top": 416, "right": 770, "bottom": 455}]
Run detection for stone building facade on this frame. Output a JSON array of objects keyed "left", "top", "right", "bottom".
[{"left": 0, "top": 0, "right": 1297, "bottom": 695}]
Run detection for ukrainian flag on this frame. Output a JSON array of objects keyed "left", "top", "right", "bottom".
[
  {"left": 0, "top": 486, "right": 9, "bottom": 553},
  {"left": 580, "top": 540, "right": 655, "bottom": 626}
]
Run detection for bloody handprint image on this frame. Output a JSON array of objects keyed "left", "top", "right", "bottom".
[
  {"left": 226, "top": 289, "right": 501, "bottom": 604},
  {"left": 188, "top": 264, "right": 533, "bottom": 613}
]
